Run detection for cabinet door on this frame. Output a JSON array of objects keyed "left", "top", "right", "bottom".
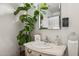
[
  {"left": 25, "top": 48, "right": 41, "bottom": 56},
  {"left": 25, "top": 48, "right": 54, "bottom": 56}
]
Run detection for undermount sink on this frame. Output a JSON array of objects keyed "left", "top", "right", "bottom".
[{"left": 31, "top": 41, "right": 55, "bottom": 49}]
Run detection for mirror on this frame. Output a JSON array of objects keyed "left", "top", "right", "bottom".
[{"left": 39, "top": 3, "right": 61, "bottom": 30}]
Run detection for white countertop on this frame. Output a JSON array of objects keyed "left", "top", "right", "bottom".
[{"left": 24, "top": 41, "right": 66, "bottom": 56}]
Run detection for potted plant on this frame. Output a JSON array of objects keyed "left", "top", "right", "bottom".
[{"left": 14, "top": 3, "right": 48, "bottom": 55}]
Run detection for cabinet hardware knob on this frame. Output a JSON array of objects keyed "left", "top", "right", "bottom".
[{"left": 27, "top": 49, "right": 32, "bottom": 54}]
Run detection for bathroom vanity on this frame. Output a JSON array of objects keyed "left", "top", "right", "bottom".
[{"left": 24, "top": 41, "right": 66, "bottom": 56}]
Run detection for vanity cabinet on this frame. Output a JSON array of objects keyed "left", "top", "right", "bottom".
[
  {"left": 25, "top": 48, "right": 49, "bottom": 56},
  {"left": 24, "top": 41, "right": 66, "bottom": 56}
]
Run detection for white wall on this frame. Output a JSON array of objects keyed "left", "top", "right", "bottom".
[
  {"left": 0, "top": 4, "right": 23, "bottom": 56},
  {"left": 34, "top": 3, "right": 79, "bottom": 45}
]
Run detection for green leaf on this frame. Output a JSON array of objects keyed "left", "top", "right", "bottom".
[
  {"left": 19, "top": 15, "right": 27, "bottom": 23},
  {"left": 14, "top": 3, "right": 32, "bottom": 15},
  {"left": 33, "top": 15, "right": 37, "bottom": 21},
  {"left": 34, "top": 9, "right": 39, "bottom": 16},
  {"left": 17, "top": 30, "right": 27, "bottom": 45},
  {"left": 24, "top": 3, "right": 31, "bottom": 8},
  {"left": 24, "top": 24, "right": 33, "bottom": 32},
  {"left": 14, "top": 7, "right": 26, "bottom": 15},
  {"left": 40, "top": 13, "right": 43, "bottom": 20},
  {"left": 26, "top": 16, "right": 35, "bottom": 25},
  {"left": 40, "top": 3, "right": 48, "bottom": 10}
]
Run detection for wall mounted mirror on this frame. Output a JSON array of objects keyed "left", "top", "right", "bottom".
[{"left": 39, "top": 3, "right": 61, "bottom": 30}]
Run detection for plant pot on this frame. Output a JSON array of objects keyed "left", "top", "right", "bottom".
[{"left": 19, "top": 45, "right": 25, "bottom": 56}]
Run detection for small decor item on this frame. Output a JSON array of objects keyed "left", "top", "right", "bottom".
[
  {"left": 62, "top": 17, "right": 69, "bottom": 27},
  {"left": 34, "top": 34, "right": 41, "bottom": 42}
]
